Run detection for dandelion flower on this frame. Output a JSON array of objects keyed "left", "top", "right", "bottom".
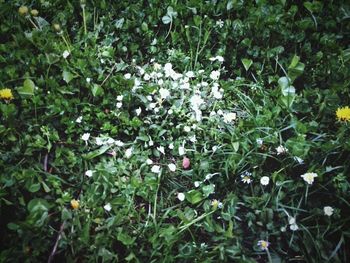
[
  {"left": 71, "top": 199, "right": 79, "bottom": 210},
  {"left": 336, "top": 106, "right": 350, "bottom": 121},
  {"left": 301, "top": 172, "right": 317, "bottom": 185},
  {"left": 324, "top": 206, "right": 334, "bottom": 216},
  {"left": 0, "top": 89, "right": 14, "bottom": 100},
  {"left": 260, "top": 176, "right": 270, "bottom": 186},
  {"left": 257, "top": 240, "right": 270, "bottom": 251}
]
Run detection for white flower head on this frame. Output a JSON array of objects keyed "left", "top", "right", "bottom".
[
  {"left": 260, "top": 176, "right": 270, "bottom": 186},
  {"left": 186, "top": 71, "right": 195, "bottom": 78},
  {"left": 146, "top": 159, "right": 153, "bottom": 165},
  {"left": 168, "top": 163, "right": 176, "bottom": 172},
  {"left": 256, "top": 138, "right": 263, "bottom": 146},
  {"left": 257, "top": 240, "right": 270, "bottom": 251},
  {"left": 85, "top": 170, "right": 93, "bottom": 177},
  {"left": 159, "top": 88, "right": 170, "bottom": 99},
  {"left": 190, "top": 94, "right": 204, "bottom": 109},
  {"left": 194, "top": 181, "right": 200, "bottom": 188},
  {"left": 290, "top": 224, "right": 299, "bottom": 231},
  {"left": 62, "top": 50, "right": 70, "bottom": 58},
  {"left": 135, "top": 107, "right": 142, "bottom": 116},
  {"left": 86, "top": 77, "right": 91, "bottom": 83},
  {"left": 210, "top": 70, "right": 220, "bottom": 80},
  {"left": 104, "top": 203, "right": 112, "bottom": 212},
  {"left": 178, "top": 146, "right": 186, "bottom": 156},
  {"left": 216, "top": 20, "right": 224, "bottom": 28},
  {"left": 81, "top": 133, "right": 90, "bottom": 141},
  {"left": 276, "top": 145, "right": 288, "bottom": 155},
  {"left": 177, "top": 192, "right": 185, "bottom": 201},
  {"left": 288, "top": 216, "right": 296, "bottom": 225},
  {"left": 117, "top": 95, "right": 123, "bottom": 101},
  {"left": 241, "top": 172, "right": 252, "bottom": 184},
  {"left": 151, "top": 165, "right": 161, "bottom": 174},
  {"left": 294, "top": 156, "right": 304, "bottom": 164},
  {"left": 125, "top": 147, "right": 133, "bottom": 158},
  {"left": 124, "top": 73, "right": 131, "bottom": 79},
  {"left": 168, "top": 143, "right": 174, "bottom": 149},
  {"left": 324, "top": 206, "right": 334, "bottom": 216},
  {"left": 184, "top": 126, "right": 191, "bottom": 133},
  {"left": 301, "top": 172, "right": 318, "bottom": 185},
  {"left": 76, "top": 116, "right": 83, "bottom": 123},
  {"left": 116, "top": 102, "right": 123, "bottom": 108},
  {"left": 115, "top": 140, "right": 124, "bottom": 147},
  {"left": 223, "top": 112, "right": 237, "bottom": 123}
]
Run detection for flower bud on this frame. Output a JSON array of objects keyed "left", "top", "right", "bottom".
[
  {"left": 182, "top": 157, "right": 190, "bottom": 169},
  {"left": 31, "top": 9, "right": 39, "bottom": 17},
  {"left": 53, "top": 23, "right": 61, "bottom": 32},
  {"left": 18, "top": 6, "right": 29, "bottom": 16},
  {"left": 70, "top": 199, "right": 79, "bottom": 210}
]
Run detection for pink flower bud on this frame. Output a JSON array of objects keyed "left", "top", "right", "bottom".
[{"left": 182, "top": 157, "right": 190, "bottom": 169}]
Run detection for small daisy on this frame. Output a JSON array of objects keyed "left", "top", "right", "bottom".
[
  {"left": 151, "top": 165, "right": 161, "bottom": 174},
  {"left": 324, "top": 206, "right": 334, "bottom": 216},
  {"left": 241, "top": 172, "right": 252, "bottom": 184},
  {"left": 301, "top": 172, "right": 318, "bottom": 185},
  {"left": 276, "top": 145, "right": 288, "bottom": 155},
  {"left": 257, "top": 240, "right": 270, "bottom": 251},
  {"left": 76, "top": 116, "right": 83, "bottom": 123},
  {"left": 81, "top": 133, "right": 90, "bottom": 141}
]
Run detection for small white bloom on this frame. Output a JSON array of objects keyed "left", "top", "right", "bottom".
[
  {"left": 290, "top": 223, "right": 299, "bottom": 231},
  {"left": 212, "top": 146, "right": 218, "bottom": 152},
  {"left": 190, "top": 94, "right": 204, "bottom": 109},
  {"left": 168, "top": 163, "right": 176, "bottom": 172},
  {"left": 144, "top": 73, "right": 151, "bottom": 81},
  {"left": 194, "top": 181, "right": 200, "bottom": 188},
  {"left": 159, "top": 88, "right": 170, "bottom": 99},
  {"left": 96, "top": 137, "right": 103, "bottom": 145},
  {"left": 288, "top": 217, "right": 296, "bottom": 225},
  {"left": 76, "top": 116, "right": 83, "bottom": 123},
  {"left": 324, "top": 206, "right": 334, "bottom": 216},
  {"left": 86, "top": 77, "right": 91, "bottom": 83},
  {"left": 294, "top": 156, "right": 304, "bottom": 164},
  {"left": 216, "top": 56, "right": 224, "bottom": 62},
  {"left": 135, "top": 107, "right": 142, "bottom": 116},
  {"left": 189, "top": 135, "right": 197, "bottom": 143},
  {"left": 184, "top": 126, "right": 191, "bottom": 132},
  {"left": 151, "top": 165, "right": 161, "bottom": 174},
  {"left": 216, "top": 19, "right": 224, "bottom": 28},
  {"left": 157, "top": 146, "right": 165, "bottom": 155},
  {"left": 205, "top": 174, "right": 214, "bottom": 181},
  {"left": 149, "top": 102, "right": 156, "bottom": 109},
  {"left": 62, "top": 50, "right": 70, "bottom": 58},
  {"left": 116, "top": 102, "right": 123, "bottom": 108},
  {"left": 107, "top": 138, "right": 115, "bottom": 144},
  {"left": 115, "top": 140, "right": 124, "bottom": 147},
  {"left": 149, "top": 138, "right": 154, "bottom": 146},
  {"left": 260, "top": 176, "right": 270, "bottom": 186},
  {"left": 124, "top": 73, "right": 131, "bottom": 79},
  {"left": 81, "top": 133, "right": 90, "bottom": 141},
  {"left": 276, "top": 145, "right": 288, "bottom": 155},
  {"left": 186, "top": 71, "right": 195, "bottom": 78},
  {"left": 257, "top": 240, "right": 269, "bottom": 251},
  {"left": 146, "top": 159, "right": 153, "bottom": 165},
  {"left": 168, "top": 109, "right": 173, "bottom": 115},
  {"left": 256, "top": 138, "right": 263, "bottom": 146},
  {"left": 125, "top": 148, "right": 133, "bottom": 158},
  {"left": 241, "top": 172, "right": 252, "bottom": 184},
  {"left": 103, "top": 203, "right": 112, "bottom": 212},
  {"left": 85, "top": 170, "right": 93, "bottom": 177},
  {"left": 223, "top": 112, "right": 237, "bottom": 123},
  {"left": 217, "top": 109, "right": 224, "bottom": 115},
  {"left": 178, "top": 146, "right": 185, "bottom": 156},
  {"left": 117, "top": 95, "right": 123, "bottom": 101},
  {"left": 154, "top": 107, "right": 160, "bottom": 113},
  {"left": 168, "top": 143, "right": 174, "bottom": 149},
  {"left": 210, "top": 70, "right": 220, "bottom": 80},
  {"left": 177, "top": 192, "right": 185, "bottom": 201},
  {"left": 301, "top": 172, "right": 318, "bottom": 185},
  {"left": 147, "top": 95, "right": 153, "bottom": 101}
]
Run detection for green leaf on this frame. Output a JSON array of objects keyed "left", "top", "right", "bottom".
[
  {"left": 17, "top": 79, "right": 35, "bottom": 96},
  {"left": 117, "top": 232, "right": 135, "bottom": 246},
  {"left": 241, "top": 58, "right": 253, "bottom": 71},
  {"left": 186, "top": 190, "right": 203, "bottom": 204},
  {"left": 62, "top": 70, "right": 74, "bottom": 83},
  {"left": 288, "top": 55, "right": 305, "bottom": 81},
  {"left": 28, "top": 183, "right": 41, "bottom": 193},
  {"left": 202, "top": 184, "right": 215, "bottom": 197},
  {"left": 83, "top": 145, "right": 111, "bottom": 160},
  {"left": 91, "top": 84, "right": 104, "bottom": 97}
]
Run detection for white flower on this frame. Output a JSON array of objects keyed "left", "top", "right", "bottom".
[
  {"left": 115, "top": 140, "right": 124, "bottom": 147},
  {"left": 81, "top": 133, "right": 90, "bottom": 141},
  {"left": 149, "top": 102, "right": 156, "bottom": 109},
  {"left": 210, "top": 70, "right": 220, "bottom": 80},
  {"left": 104, "top": 203, "right": 112, "bottom": 212},
  {"left": 125, "top": 148, "right": 133, "bottom": 158},
  {"left": 135, "top": 107, "right": 142, "bottom": 116},
  {"left": 149, "top": 138, "right": 154, "bottom": 146},
  {"left": 257, "top": 240, "right": 269, "bottom": 251},
  {"left": 178, "top": 146, "right": 185, "bottom": 156},
  {"left": 212, "top": 146, "right": 218, "bottom": 152},
  {"left": 107, "top": 138, "right": 115, "bottom": 144},
  {"left": 153, "top": 62, "right": 161, "bottom": 70},
  {"left": 260, "top": 176, "right": 270, "bottom": 186},
  {"left": 216, "top": 20, "right": 224, "bottom": 28},
  {"left": 85, "top": 170, "right": 93, "bottom": 177},
  {"left": 168, "top": 143, "right": 174, "bottom": 149},
  {"left": 216, "top": 56, "right": 224, "bottom": 62},
  {"left": 324, "top": 206, "right": 334, "bottom": 216},
  {"left": 256, "top": 138, "right": 263, "bottom": 146},
  {"left": 146, "top": 159, "right": 153, "bottom": 165},
  {"left": 159, "top": 88, "right": 170, "bottom": 99},
  {"left": 290, "top": 224, "right": 299, "bottom": 231},
  {"left": 124, "top": 73, "right": 131, "bottom": 79},
  {"left": 294, "top": 156, "right": 304, "bottom": 164},
  {"left": 189, "top": 135, "right": 196, "bottom": 143},
  {"left": 76, "top": 116, "right": 83, "bottom": 123},
  {"left": 151, "top": 165, "right": 161, "bottom": 174},
  {"left": 96, "top": 137, "right": 103, "bottom": 145},
  {"left": 276, "top": 145, "right": 288, "bottom": 155},
  {"left": 217, "top": 109, "right": 223, "bottom": 115},
  {"left": 194, "top": 181, "right": 200, "bottom": 188},
  {"left": 288, "top": 217, "right": 296, "bottom": 225},
  {"left": 144, "top": 73, "right": 151, "bottom": 81},
  {"left": 186, "top": 71, "right": 195, "bottom": 78},
  {"left": 223, "top": 112, "right": 237, "bottom": 123},
  {"left": 116, "top": 102, "right": 123, "bottom": 108},
  {"left": 157, "top": 146, "right": 165, "bottom": 155},
  {"left": 190, "top": 94, "right": 204, "bottom": 109},
  {"left": 241, "top": 172, "right": 252, "bottom": 184},
  {"left": 62, "top": 50, "right": 70, "bottom": 58},
  {"left": 117, "top": 95, "right": 123, "bottom": 101},
  {"left": 168, "top": 109, "right": 173, "bottom": 115},
  {"left": 147, "top": 95, "right": 153, "bottom": 101},
  {"left": 86, "top": 77, "right": 91, "bottom": 83},
  {"left": 168, "top": 163, "right": 176, "bottom": 172},
  {"left": 301, "top": 172, "right": 318, "bottom": 185},
  {"left": 177, "top": 192, "right": 185, "bottom": 201},
  {"left": 157, "top": 79, "right": 163, "bottom": 85},
  {"left": 184, "top": 126, "right": 191, "bottom": 132}
]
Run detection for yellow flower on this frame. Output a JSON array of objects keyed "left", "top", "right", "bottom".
[
  {"left": 336, "top": 106, "right": 350, "bottom": 122},
  {"left": 70, "top": 199, "right": 80, "bottom": 210},
  {"left": 18, "top": 6, "right": 29, "bottom": 16},
  {"left": 0, "top": 88, "right": 14, "bottom": 100},
  {"left": 31, "top": 9, "right": 39, "bottom": 17}
]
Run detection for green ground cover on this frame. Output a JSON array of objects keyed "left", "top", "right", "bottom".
[{"left": 0, "top": 1, "right": 350, "bottom": 262}]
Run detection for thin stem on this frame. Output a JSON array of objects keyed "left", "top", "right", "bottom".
[{"left": 82, "top": 5, "right": 87, "bottom": 47}]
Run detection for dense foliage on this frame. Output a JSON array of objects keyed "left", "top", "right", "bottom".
[{"left": 1, "top": 0, "right": 349, "bottom": 262}]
